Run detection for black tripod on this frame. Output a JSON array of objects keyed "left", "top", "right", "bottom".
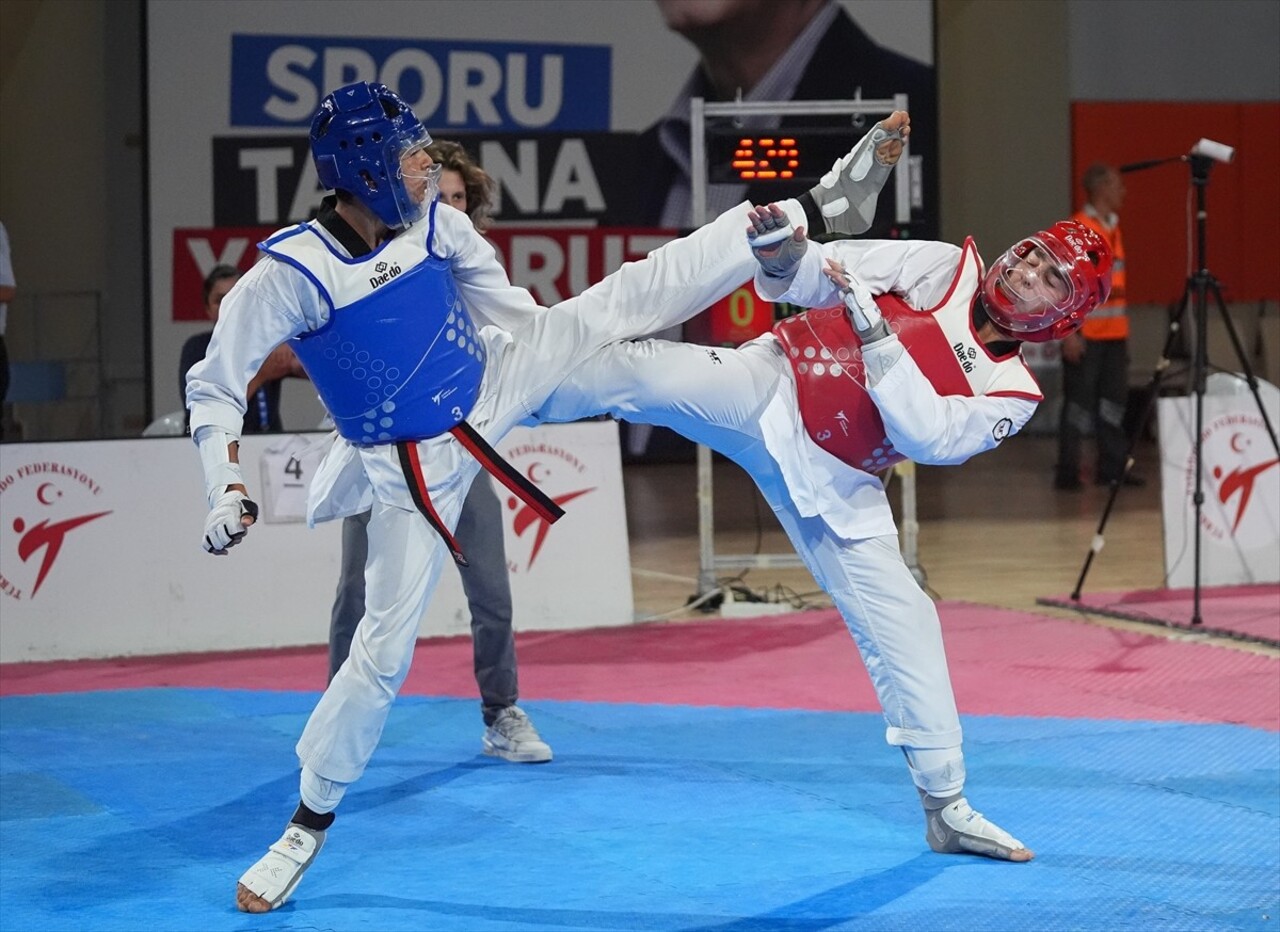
[{"left": 1070, "top": 151, "right": 1280, "bottom": 624}]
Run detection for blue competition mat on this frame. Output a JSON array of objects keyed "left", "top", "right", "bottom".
[{"left": 1, "top": 689, "right": 1277, "bottom": 931}]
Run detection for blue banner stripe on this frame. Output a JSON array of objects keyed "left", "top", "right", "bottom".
[{"left": 231, "top": 34, "right": 610, "bottom": 131}]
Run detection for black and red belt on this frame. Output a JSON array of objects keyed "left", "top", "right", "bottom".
[{"left": 396, "top": 420, "right": 564, "bottom": 566}]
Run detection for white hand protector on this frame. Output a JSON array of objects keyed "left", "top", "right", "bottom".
[
  {"left": 196, "top": 426, "right": 246, "bottom": 507},
  {"left": 746, "top": 204, "right": 806, "bottom": 279},
  {"left": 203, "top": 489, "right": 259, "bottom": 555},
  {"left": 823, "top": 258, "right": 904, "bottom": 386},
  {"left": 830, "top": 262, "right": 891, "bottom": 345}
]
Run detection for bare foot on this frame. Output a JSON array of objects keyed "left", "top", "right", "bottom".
[
  {"left": 875, "top": 111, "right": 910, "bottom": 166},
  {"left": 236, "top": 882, "right": 272, "bottom": 913}
]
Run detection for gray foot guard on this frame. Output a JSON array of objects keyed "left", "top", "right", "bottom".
[
  {"left": 920, "top": 790, "right": 1035, "bottom": 862},
  {"left": 808, "top": 123, "right": 904, "bottom": 236}
]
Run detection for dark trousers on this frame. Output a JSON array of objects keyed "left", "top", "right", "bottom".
[
  {"left": 327, "top": 476, "right": 519, "bottom": 725},
  {"left": 1057, "top": 337, "right": 1131, "bottom": 483}
]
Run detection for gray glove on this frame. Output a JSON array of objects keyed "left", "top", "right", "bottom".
[{"left": 747, "top": 206, "right": 806, "bottom": 278}]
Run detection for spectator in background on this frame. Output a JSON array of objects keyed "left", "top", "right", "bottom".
[
  {"left": 180, "top": 264, "right": 303, "bottom": 434},
  {"left": 430, "top": 139, "right": 496, "bottom": 231},
  {"left": 0, "top": 221, "right": 14, "bottom": 441},
  {"left": 1055, "top": 163, "right": 1139, "bottom": 490},
  {"left": 327, "top": 138, "right": 552, "bottom": 765}
]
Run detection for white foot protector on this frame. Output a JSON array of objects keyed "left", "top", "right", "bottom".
[
  {"left": 236, "top": 823, "right": 326, "bottom": 913},
  {"left": 922, "top": 794, "right": 1034, "bottom": 862}
]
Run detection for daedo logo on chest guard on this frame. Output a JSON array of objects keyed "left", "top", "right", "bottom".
[
  {"left": 952, "top": 342, "right": 977, "bottom": 373},
  {"left": 369, "top": 261, "right": 402, "bottom": 289}
]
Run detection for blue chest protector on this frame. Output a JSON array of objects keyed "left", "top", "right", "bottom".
[
  {"left": 259, "top": 203, "right": 565, "bottom": 566},
  {"left": 260, "top": 210, "right": 486, "bottom": 445}
]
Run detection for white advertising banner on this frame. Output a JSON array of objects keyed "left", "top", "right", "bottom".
[
  {"left": 1157, "top": 379, "right": 1280, "bottom": 587},
  {"left": 0, "top": 421, "right": 631, "bottom": 663}
]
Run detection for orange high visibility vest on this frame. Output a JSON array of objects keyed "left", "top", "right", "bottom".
[{"left": 1072, "top": 209, "right": 1128, "bottom": 341}]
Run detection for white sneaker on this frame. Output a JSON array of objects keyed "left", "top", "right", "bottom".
[
  {"left": 236, "top": 822, "right": 325, "bottom": 913},
  {"left": 922, "top": 793, "right": 1034, "bottom": 862},
  {"left": 483, "top": 706, "right": 553, "bottom": 763}
]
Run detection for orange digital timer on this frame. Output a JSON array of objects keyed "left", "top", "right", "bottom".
[
  {"left": 729, "top": 137, "right": 801, "bottom": 181},
  {"left": 708, "top": 128, "right": 854, "bottom": 185}
]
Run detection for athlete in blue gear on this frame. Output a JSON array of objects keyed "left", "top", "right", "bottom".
[{"left": 186, "top": 81, "right": 889, "bottom": 913}]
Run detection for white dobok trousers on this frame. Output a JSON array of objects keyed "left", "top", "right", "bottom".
[
  {"left": 540, "top": 336, "right": 965, "bottom": 780},
  {"left": 298, "top": 201, "right": 793, "bottom": 783}
]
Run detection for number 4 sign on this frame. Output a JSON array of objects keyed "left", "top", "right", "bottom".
[{"left": 259, "top": 434, "right": 330, "bottom": 523}]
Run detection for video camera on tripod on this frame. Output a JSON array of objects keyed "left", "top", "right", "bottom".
[
  {"left": 1071, "top": 135, "right": 1280, "bottom": 626},
  {"left": 1119, "top": 137, "right": 1235, "bottom": 175}
]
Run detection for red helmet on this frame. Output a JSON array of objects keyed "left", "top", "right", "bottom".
[{"left": 981, "top": 220, "right": 1113, "bottom": 343}]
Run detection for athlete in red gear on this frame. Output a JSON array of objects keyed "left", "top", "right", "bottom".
[{"left": 539, "top": 202, "right": 1112, "bottom": 864}]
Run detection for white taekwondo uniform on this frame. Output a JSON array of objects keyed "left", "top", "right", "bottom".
[{"left": 540, "top": 234, "right": 1042, "bottom": 789}]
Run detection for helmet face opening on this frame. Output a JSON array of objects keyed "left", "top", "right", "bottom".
[
  {"left": 389, "top": 129, "right": 441, "bottom": 225},
  {"left": 310, "top": 83, "right": 437, "bottom": 229},
  {"left": 981, "top": 221, "right": 1113, "bottom": 343},
  {"left": 986, "top": 238, "right": 1077, "bottom": 330}
]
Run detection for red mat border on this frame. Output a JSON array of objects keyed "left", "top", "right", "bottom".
[{"left": 2, "top": 602, "right": 1277, "bottom": 732}]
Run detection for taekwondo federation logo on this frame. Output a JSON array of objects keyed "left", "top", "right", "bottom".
[
  {"left": 499, "top": 441, "right": 597, "bottom": 572},
  {"left": 1185, "top": 413, "right": 1280, "bottom": 542},
  {"left": 0, "top": 461, "right": 113, "bottom": 601}
]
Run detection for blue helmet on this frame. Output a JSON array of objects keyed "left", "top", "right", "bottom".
[{"left": 310, "top": 82, "right": 439, "bottom": 229}]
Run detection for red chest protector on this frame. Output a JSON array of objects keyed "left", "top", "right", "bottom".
[{"left": 772, "top": 238, "right": 1036, "bottom": 471}]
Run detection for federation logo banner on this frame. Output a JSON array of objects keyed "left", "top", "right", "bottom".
[{"left": 1158, "top": 379, "right": 1280, "bottom": 586}]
